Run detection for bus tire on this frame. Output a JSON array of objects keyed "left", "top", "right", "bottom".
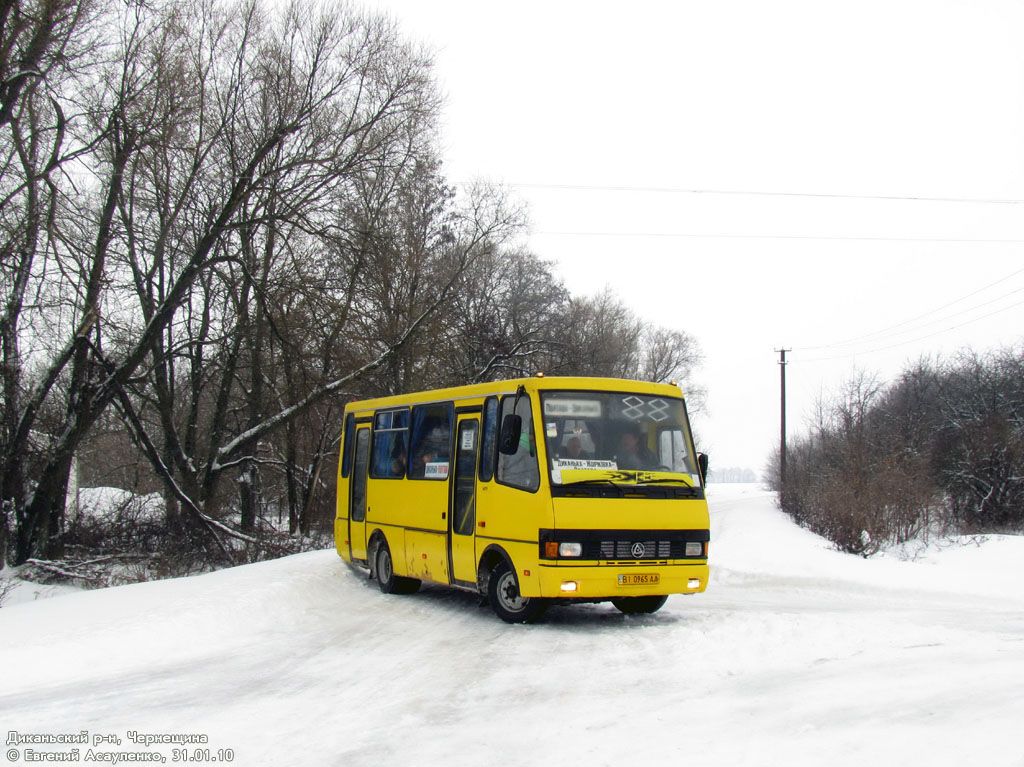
[
  {"left": 611, "top": 595, "right": 668, "bottom": 614},
  {"left": 488, "top": 560, "right": 547, "bottom": 623},
  {"left": 375, "top": 540, "right": 420, "bottom": 595}
]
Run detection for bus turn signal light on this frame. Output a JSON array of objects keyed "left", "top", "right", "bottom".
[{"left": 544, "top": 541, "right": 583, "bottom": 558}]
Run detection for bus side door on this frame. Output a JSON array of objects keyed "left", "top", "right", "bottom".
[
  {"left": 449, "top": 415, "right": 479, "bottom": 585},
  {"left": 349, "top": 427, "right": 370, "bottom": 563}
]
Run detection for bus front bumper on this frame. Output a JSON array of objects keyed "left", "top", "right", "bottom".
[{"left": 530, "top": 561, "right": 709, "bottom": 599}]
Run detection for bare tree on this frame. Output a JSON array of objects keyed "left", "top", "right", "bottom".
[
  {"left": 101, "top": 0, "right": 448, "bottom": 548},
  {"left": 0, "top": 0, "right": 98, "bottom": 564},
  {"left": 441, "top": 247, "right": 568, "bottom": 383},
  {"left": 932, "top": 349, "right": 1024, "bottom": 530},
  {"left": 551, "top": 288, "right": 644, "bottom": 377},
  {"left": 538, "top": 287, "right": 703, "bottom": 394}
]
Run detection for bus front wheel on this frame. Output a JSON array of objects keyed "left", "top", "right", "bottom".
[
  {"left": 611, "top": 595, "right": 668, "bottom": 614},
  {"left": 488, "top": 561, "right": 547, "bottom": 623},
  {"left": 375, "top": 540, "right": 420, "bottom": 595}
]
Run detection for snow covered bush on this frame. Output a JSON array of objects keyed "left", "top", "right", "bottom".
[{"left": 64, "top": 488, "right": 166, "bottom": 554}]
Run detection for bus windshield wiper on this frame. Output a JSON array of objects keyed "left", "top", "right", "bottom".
[{"left": 556, "top": 477, "right": 625, "bottom": 487}]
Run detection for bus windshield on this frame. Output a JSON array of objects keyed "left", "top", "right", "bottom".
[{"left": 540, "top": 390, "right": 700, "bottom": 485}]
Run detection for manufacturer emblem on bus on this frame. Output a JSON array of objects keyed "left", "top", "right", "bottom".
[{"left": 631, "top": 542, "right": 646, "bottom": 559}]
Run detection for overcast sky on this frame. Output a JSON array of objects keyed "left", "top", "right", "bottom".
[{"left": 362, "top": 0, "right": 1024, "bottom": 474}]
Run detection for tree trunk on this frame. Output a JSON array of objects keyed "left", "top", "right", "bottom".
[
  {"left": 15, "top": 443, "right": 74, "bottom": 562},
  {"left": 238, "top": 458, "right": 259, "bottom": 534}
]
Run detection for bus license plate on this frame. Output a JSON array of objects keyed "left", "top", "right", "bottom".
[{"left": 618, "top": 573, "right": 659, "bottom": 586}]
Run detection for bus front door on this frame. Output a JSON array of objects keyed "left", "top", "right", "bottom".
[
  {"left": 449, "top": 416, "right": 479, "bottom": 585},
  {"left": 348, "top": 427, "right": 370, "bottom": 563}
]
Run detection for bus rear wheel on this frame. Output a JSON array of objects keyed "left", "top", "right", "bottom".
[
  {"left": 611, "top": 595, "right": 668, "bottom": 614},
  {"left": 488, "top": 560, "right": 547, "bottom": 623},
  {"left": 375, "top": 540, "right": 420, "bottom": 595}
]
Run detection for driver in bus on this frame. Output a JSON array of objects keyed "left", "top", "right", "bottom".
[{"left": 616, "top": 424, "right": 656, "bottom": 470}]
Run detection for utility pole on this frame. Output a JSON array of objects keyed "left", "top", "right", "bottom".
[{"left": 775, "top": 348, "right": 790, "bottom": 484}]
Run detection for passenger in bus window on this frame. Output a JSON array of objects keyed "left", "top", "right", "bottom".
[
  {"left": 390, "top": 445, "right": 407, "bottom": 477},
  {"left": 414, "top": 449, "right": 436, "bottom": 475},
  {"left": 411, "top": 423, "right": 449, "bottom": 478},
  {"left": 562, "top": 435, "right": 592, "bottom": 460}
]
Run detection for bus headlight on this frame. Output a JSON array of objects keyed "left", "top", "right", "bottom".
[
  {"left": 558, "top": 542, "right": 583, "bottom": 557},
  {"left": 685, "top": 542, "right": 703, "bottom": 557}
]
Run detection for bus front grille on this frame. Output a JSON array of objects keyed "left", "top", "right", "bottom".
[
  {"left": 539, "top": 529, "right": 709, "bottom": 561},
  {"left": 594, "top": 540, "right": 678, "bottom": 560}
]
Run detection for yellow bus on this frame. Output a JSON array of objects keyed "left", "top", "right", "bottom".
[{"left": 335, "top": 375, "right": 710, "bottom": 622}]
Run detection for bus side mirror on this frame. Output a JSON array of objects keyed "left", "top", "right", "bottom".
[
  {"left": 499, "top": 414, "right": 522, "bottom": 455},
  {"left": 698, "top": 453, "right": 709, "bottom": 484}
]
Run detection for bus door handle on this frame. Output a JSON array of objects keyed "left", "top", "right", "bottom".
[{"left": 441, "top": 512, "right": 446, "bottom": 519}]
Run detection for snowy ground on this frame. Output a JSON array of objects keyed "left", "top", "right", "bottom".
[{"left": 2, "top": 485, "right": 1023, "bottom": 766}]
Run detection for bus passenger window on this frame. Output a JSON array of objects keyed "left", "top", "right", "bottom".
[
  {"left": 409, "top": 402, "right": 453, "bottom": 479},
  {"left": 370, "top": 409, "right": 409, "bottom": 479},
  {"left": 497, "top": 394, "right": 539, "bottom": 491}
]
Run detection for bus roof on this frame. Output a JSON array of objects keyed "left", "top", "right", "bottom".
[{"left": 343, "top": 376, "right": 689, "bottom": 415}]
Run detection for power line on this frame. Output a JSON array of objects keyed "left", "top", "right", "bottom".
[
  {"left": 457, "top": 180, "right": 1024, "bottom": 206},
  {"left": 798, "top": 265, "right": 1024, "bottom": 352},
  {"left": 532, "top": 230, "right": 1024, "bottom": 245},
  {"left": 798, "top": 295, "right": 1024, "bottom": 363}
]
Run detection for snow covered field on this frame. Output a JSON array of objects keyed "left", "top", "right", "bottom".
[{"left": 2, "top": 485, "right": 1023, "bottom": 767}]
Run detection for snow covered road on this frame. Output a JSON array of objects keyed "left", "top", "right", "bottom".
[{"left": 3, "top": 485, "right": 1023, "bottom": 766}]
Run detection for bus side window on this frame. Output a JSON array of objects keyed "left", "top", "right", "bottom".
[
  {"left": 658, "top": 428, "right": 691, "bottom": 473},
  {"left": 479, "top": 396, "right": 498, "bottom": 482},
  {"left": 497, "top": 394, "right": 539, "bottom": 492},
  {"left": 409, "top": 402, "right": 453, "bottom": 480},
  {"left": 370, "top": 409, "right": 410, "bottom": 479},
  {"left": 340, "top": 413, "right": 355, "bottom": 478}
]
